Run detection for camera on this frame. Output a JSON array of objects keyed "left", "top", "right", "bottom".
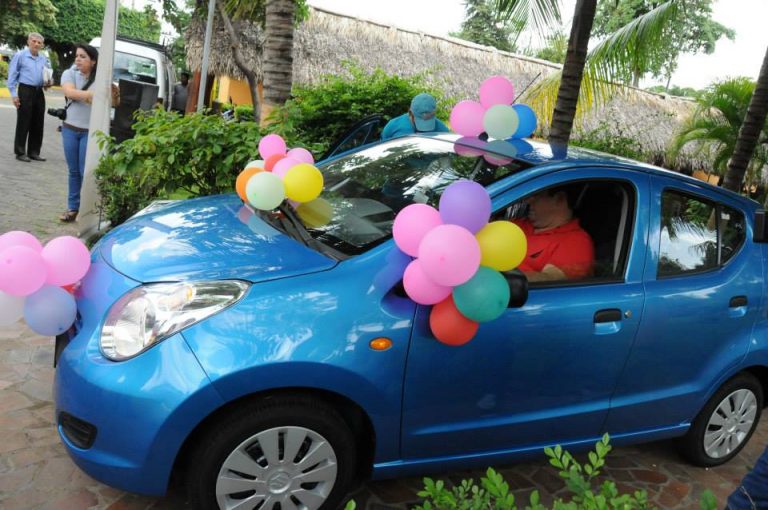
[{"left": 47, "top": 107, "right": 67, "bottom": 120}]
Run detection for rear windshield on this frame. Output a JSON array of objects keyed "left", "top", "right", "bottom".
[{"left": 113, "top": 51, "right": 157, "bottom": 84}]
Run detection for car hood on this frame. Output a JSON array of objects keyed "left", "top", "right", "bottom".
[{"left": 97, "top": 194, "right": 337, "bottom": 282}]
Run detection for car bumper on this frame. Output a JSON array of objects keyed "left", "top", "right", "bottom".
[{"left": 53, "top": 255, "right": 224, "bottom": 495}]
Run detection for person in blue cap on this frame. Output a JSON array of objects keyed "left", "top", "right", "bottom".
[{"left": 381, "top": 93, "right": 450, "bottom": 140}]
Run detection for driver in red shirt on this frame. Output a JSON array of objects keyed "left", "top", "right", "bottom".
[{"left": 513, "top": 186, "right": 595, "bottom": 282}]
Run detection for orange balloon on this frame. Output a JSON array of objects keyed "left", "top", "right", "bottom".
[
  {"left": 236, "top": 167, "right": 263, "bottom": 201},
  {"left": 264, "top": 153, "right": 285, "bottom": 172},
  {"left": 429, "top": 296, "right": 479, "bottom": 346}
]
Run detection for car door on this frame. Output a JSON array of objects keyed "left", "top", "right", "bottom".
[
  {"left": 401, "top": 167, "right": 650, "bottom": 460},
  {"left": 605, "top": 175, "right": 762, "bottom": 433}
]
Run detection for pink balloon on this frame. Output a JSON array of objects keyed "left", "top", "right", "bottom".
[
  {"left": 0, "top": 245, "right": 47, "bottom": 296},
  {"left": 0, "top": 231, "right": 43, "bottom": 253},
  {"left": 392, "top": 204, "right": 442, "bottom": 257},
  {"left": 449, "top": 100, "right": 486, "bottom": 137},
  {"left": 41, "top": 236, "right": 91, "bottom": 286},
  {"left": 272, "top": 157, "right": 301, "bottom": 179},
  {"left": 418, "top": 225, "right": 481, "bottom": 287},
  {"left": 287, "top": 147, "right": 314, "bottom": 164},
  {"left": 403, "top": 259, "right": 452, "bottom": 305},
  {"left": 258, "top": 134, "right": 287, "bottom": 160},
  {"left": 453, "top": 136, "right": 487, "bottom": 157},
  {"left": 479, "top": 76, "right": 515, "bottom": 109}
]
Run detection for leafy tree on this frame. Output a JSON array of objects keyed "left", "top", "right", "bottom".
[
  {"left": 593, "top": 0, "right": 734, "bottom": 86},
  {"left": 451, "top": 0, "right": 525, "bottom": 53},
  {"left": 0, "top": 0, "right": 57, "bottom": 47},
  {"left": 534, "top": 29, "right": 568, "bottom": 64},
  {"left": 646, "top": 84, "right": 702, "bottom": 97}
]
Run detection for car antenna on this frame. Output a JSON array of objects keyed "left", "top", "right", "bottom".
[{"left": 513, "top": 72, "right": 542, "bottom": 104}]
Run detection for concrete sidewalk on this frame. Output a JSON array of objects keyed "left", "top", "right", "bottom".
[{"left": 0, "top": 93, "right": 766, "bottom": 509}]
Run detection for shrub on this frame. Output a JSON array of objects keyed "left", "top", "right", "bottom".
[
  {"left": 270, "top": 61, "right": 453, "bottom": 155},
  {"left": 571, "top": 123, "right": 646, "bottom": 162},
  {"left": 0, "top": 59, "right": 8, "bottom": 82}
]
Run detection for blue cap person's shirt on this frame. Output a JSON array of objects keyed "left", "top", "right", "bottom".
[{"left": 410, "top": 93, "right": 438, "bottom": 132}]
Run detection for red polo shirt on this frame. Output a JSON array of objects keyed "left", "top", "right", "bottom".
[{"left": 514, "top": 218, "right": 595, "bottom": 279}]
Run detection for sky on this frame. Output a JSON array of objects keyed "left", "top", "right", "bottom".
[{"left": 307, "top": 0, "right": 768, "bottom": 91}]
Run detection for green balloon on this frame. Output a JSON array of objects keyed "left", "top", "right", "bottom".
[
  {"left": 453, "top": 266, "right": 510, "bottom": 322},
  {"left": 246, "top": 171, "right": 285, "bottom": 210},
  {"left": 483, "top": 104, "right": 519, "bottom": 140}
]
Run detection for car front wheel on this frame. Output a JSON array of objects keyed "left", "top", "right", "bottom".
[
  {"left": 679, "top": 372, "right": 763, "bottom": 467},
  {"left": 186, "top": 395, "right": 357, "bottom": 510}
]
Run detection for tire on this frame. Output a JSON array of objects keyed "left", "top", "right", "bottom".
[
  {"left": 679, "top": 372, "right": 763, "bottom": 467},
  {"left": 186, "top": 395, "right": 358, "bottom": 510}
]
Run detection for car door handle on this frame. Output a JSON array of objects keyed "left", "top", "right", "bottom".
[
  {"left": 594, "top": 309, "right": 622, "bottom": 323},
  {"left": 729, "top": 296, "right": 747, "bottom": 308}
]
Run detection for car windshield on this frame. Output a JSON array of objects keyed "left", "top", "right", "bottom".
[
  {"left": 290, "top": 136, "right": 529, "bottom": 255},
  {"left": 113, "top": 51, "right": 157, "bottom": 84}
]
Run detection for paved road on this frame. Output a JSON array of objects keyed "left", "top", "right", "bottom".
[{"left": 0, "top": 93, "right": 767, "bottom": 509}]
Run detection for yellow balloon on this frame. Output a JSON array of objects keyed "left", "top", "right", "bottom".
[
  {"left": 284, "top": 163, "right": 324, "bottom": 203},
  {"left": 297, "top": 198, "right": 333, "bottom": 228},
  {"left": 475, "top": 221, "right": 527, "bottom": 271}
]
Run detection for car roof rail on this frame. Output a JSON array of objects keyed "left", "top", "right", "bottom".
[{"left": 116, "top": 35, "right": 169, "bottom": 54}]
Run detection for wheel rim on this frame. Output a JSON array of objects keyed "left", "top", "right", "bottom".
[
  {"left": 216, "top": 426, "right": 338, "bottom": 510},
  {"left": 703, "top": 388, "right": 758, "bottom": 459}
]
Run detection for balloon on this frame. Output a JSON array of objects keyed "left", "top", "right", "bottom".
[
  {"left": 453, "top": 266, "right": 510, "bottom": 322},
  {"left": 479, "top": 75, "right": 515, "bottom": 109},
  {"left": 453, "top": 136, "right": 487, "bottom": 157},
  {"left": 246, "top": 171, "right": 285, "bottom": 210},
  {"left": 392, "top": 203, "right": 442, "bottom": 257},
  {"left": 439, "top": 180, "right": 491, "bottom": 233},
  {"left": 0, "top": 231, "right": 43, "bottom": 253},
  {"left": 0, "top": 246, "right": 47, "bottom": 296},
  {"left": 0, "top": 290, "right": 24, "bottom": 326},
  {"left": 483, "top": 104, "right": 519, "bottom": 140},
  {"left": 245, "top": 159, "right": 265, "bottom": 170},
  {"left": 476, "top": 221, "right": 527, "bottom": 271},
  {"left": 418, "top": 225, "right": 481, "bottom": 287},
  {"left": 296, "top": 198, "right": 333, "bottom": 228},
  {"left": 506, "top": 138, "right": 534, "bottom": 155},
  {"left": 236, "top": 205, "right": 254, "bottom": 224},
  {"left": 258, "top": 134, "right": 287, "bottom": 160},
  {"left": 272, "top": 157, "right": 301, "bottom": 179},
  {"left": 41, "top": 236, "right": 91, "bottom": 286},
  {"left": 23, "top": 285, "right": 77, "bottom": 336},
  {"left": 449, "top": 100, "right": 485, "bottom": 137},
  {"left": 403, "top": 259, "right": 453, "bottom": 305},
  {"left": 511, "top": 104, "right": 537, "bottom": 139},
  {"left": 287, "top": 147, "right": 314, "bottom": 164},
  {"left": 484, "top": 139, "right": 517, "bottom": 166},
  {"left": 264, "top": 153, "right": 285, "bottom": 172},
  {"left": 236, "top": 167, "right": 263, "bottom": 201},
  {"left": 283, "top": 163, "right": 324, "bottom": 203},
  {"left": 429, "top": 296, "right": 479, "bottom": 346}
]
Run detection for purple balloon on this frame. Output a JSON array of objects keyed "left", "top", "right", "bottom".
[
  {"left": 0, "top": 245, "right": 47, "bottom": 296},
  {"left": 418, "top": 225, "right": 481, "bottom": 287},
  {"left": 403, "top": 259, "right": 453, "bottom": 305},
  {"left": 0, "top": 231, "right": 43, "bottom": 253},
  {"left": 23, "top": 285, "right": 77, "bottom": 336},
  {"left": 392, "top": 204, "right": 443, "bottom": 257},
  {"left": 449, "top": 100, "right": 485, "bottom": 137},
  {"left": 439, "top": 180, "right": 491, "bottom": 234}
]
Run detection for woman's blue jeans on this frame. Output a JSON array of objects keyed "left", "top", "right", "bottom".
[
  {"left": 727, "top": 445, "right": 768, "bottom": 509},
  {"left": 61, "top": 125, "right": 89, "bottom": 212}
]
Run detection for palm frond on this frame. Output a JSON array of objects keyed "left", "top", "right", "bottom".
[{"left": 493, "top": 0, "right": 562, "bottom": 38}]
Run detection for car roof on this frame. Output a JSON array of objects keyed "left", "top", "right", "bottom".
[
  {"left": 90, "top": 37, "right": 165, "bottom": 61},
  {"left": 417, "top": 132, "right": 759, "bottom": 209}
]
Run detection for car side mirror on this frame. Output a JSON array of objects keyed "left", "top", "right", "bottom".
[
  {"left": 754, "top": 210, "right": 768, "bottom": 243},
  {"left": 505, "top": 270, "right": 528, "bottom": 308}
]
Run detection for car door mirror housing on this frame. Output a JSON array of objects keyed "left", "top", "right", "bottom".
[
  {"left": 754, "top": 210, "right": 768, "bottom": 243},
  {"left": 505, "top": 270, "right": 529, "bottom": 308}
]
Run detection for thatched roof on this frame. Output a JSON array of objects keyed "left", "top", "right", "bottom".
[
  {"left": 185, "top": 16, "right": 264, "bottom": 81},
  {"left": 186, "top": 6, "right": 706, "bottom": 170}
]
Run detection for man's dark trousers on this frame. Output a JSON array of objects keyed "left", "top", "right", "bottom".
[{"left": 14, "top": 83, "right": 46, "bottom": 158}]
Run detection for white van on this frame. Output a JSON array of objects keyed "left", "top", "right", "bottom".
[{"left": 90, "top": 36, "right": 177, "bottom": 109}]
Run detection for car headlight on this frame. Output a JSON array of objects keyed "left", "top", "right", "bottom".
[{"left": 100, "top": 280, "right": 250, "bottom": 361}]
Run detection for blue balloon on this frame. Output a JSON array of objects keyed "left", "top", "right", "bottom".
[
  {"left": 23, "top": 285, "right": 77, "bottom": 336},
  {"left": 511, "top": 104, "right": 537, "bottom": 139}
]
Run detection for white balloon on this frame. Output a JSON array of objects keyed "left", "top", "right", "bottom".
[{"left": 0, "top": 290, "right": 25, "bottom": 326}]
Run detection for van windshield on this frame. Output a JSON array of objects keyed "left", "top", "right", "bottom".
[{"left": 113, "top": 51, "right": 157, "bottom": 84}]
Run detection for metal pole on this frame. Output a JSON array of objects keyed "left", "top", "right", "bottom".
[{"left": 197, "top": 0, "right": 216, "bottom": 112}]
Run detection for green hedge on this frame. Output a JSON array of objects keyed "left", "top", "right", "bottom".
[{"left": 0, "top": 60, "right": 8, "bottom": 82}]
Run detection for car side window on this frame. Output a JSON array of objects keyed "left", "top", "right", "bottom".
[
  {"left": 720, "top": 205, "right": 745, "bottom": 265},
  {"left": 658, "top": 191, "right": 718, "bottom": 277}
]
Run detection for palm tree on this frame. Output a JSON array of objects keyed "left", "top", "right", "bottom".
[
  {"left": 723, "top": 46, "right": 768, "bottom": 193},
  {"left": 261, "top": 0, "right": 296, "bottom": 125},
  {"left": 670, "top": 78, "right": 767, "bottom": 188}
]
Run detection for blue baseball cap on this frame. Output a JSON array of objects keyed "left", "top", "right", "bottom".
[{"left": 410, "top": 93, "right": 438, "bottom": 132}]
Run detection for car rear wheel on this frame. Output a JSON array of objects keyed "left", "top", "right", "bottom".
[
  {"left": 186, "top": 395, "right": 357, "bottom": 510},
  {"left": 679, "top": 372, "right": 763, "bottom": 467}
]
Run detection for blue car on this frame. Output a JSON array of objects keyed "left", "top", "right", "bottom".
[{"left": 54, "top": 134, "right": 768, "bottom": 510}]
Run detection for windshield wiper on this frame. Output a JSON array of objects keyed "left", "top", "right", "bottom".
[{"left": 276, "top": 202, "right": 321, "bottom": 249}]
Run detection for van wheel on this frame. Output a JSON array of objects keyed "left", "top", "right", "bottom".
[
  {"left": 186, "top": 395, "right": 357, "bottom": 510},
  {"left": 679, "top": 373, "right": 763, "bottom": 467}
]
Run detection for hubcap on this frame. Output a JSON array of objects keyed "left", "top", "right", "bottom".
[
  {"left": 216, "top": 426, "right": 338, "bottom": 510},
  {"left": 703, "top": 388, "right": 757, "bottom": 459}
]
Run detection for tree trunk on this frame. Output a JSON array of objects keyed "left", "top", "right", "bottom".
[
  {"left": 216, "top": 0, "right": 261, "bottom": 118},
  {"left": 723, "top": 45, "right": 768, "bottom": 193},
  {"left": 260, "top": 0, "right": 295, "bottom": 126},
  {"left": 549, "top": 0, "right": 598, "bottom": 146}
]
